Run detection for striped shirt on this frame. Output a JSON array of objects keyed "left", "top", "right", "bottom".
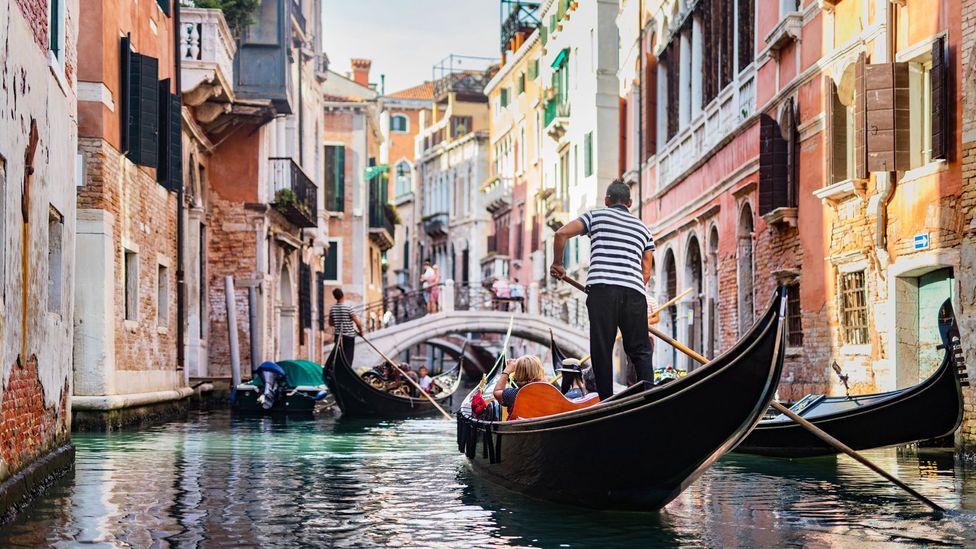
[
  {"left": 578, "top": 205, "right": 655, "bottom": 295},
  {"left": 329, "top": 303, "right": 358, "bottom": 337}
]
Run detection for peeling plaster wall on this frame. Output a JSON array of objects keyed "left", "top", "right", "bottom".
[{"left": 0, "top": 0, "right": 79, "bottom": 480}]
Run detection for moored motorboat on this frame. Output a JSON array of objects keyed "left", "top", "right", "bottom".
[
  {"left": 456, "top": 288, "right": 788, "bottom": 511},
  {"left": 234, "top": 360, "right": 333, "bottom": 414},
  {"left": 736, "top": 300, "right": 967, "bottom": 458},
  {"left": 324, "top": 341, "right": 463, "bottom": 418}
]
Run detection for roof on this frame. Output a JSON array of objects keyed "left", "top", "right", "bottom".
[
  {"left": 387, "top": 81, "right": 435, "bottom": 100},
  {"left": 323, "top": 94, "right": 365, "bottom": 103}
]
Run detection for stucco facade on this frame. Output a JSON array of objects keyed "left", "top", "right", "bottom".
[{"left": 0, "top": 0, "right": 78, "bottom": 514}]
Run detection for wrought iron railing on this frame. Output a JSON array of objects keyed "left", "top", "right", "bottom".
[{"left": 269, "top": 157, "right": 318, "bottom": 228}]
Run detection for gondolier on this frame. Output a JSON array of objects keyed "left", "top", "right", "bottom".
[
  {"left": 550, "top": 180, "right": 655, "bottom": 399},
  {"left": 329, "top": 288, "right": 363, "bottom": 367}
]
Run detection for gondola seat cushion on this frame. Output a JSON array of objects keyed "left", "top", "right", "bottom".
[{"left": 508, "top": 382, "right": 600, "bottom": 420}]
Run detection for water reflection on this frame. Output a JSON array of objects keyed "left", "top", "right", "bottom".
[{"left": 2, "top": 411, "right": 976, "bottom": 548}]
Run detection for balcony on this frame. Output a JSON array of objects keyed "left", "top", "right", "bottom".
[
  {"left": 269, "top": 158, "right": 318, "bottom": 228},
  {"left": 544, "top": 99, "right": 570, "bottom": 140},
  {"left": 433, "top": 70, "right": 495, "bottom": 103},
  {"left": 423, "top": 212, "right": 449, "bottom": 238},
  {"left": 180, "top": 8, "right": 237, "bottom": 94},
  {"left": 481, "top": 176, "right": 513, "bottom": 214},
  {"left": 368, "top": 201, "right": 396, "bottom": 251}
]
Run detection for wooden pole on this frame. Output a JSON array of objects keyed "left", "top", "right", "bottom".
[
  {"left": 358, "top": 332, "right": 453, "bottom": 421},
  {"left": 645, "top": 324, "right": 946, "bottom": 514},
  {"left": 651, "top": 287, "right": 693, "bottom": 316}
]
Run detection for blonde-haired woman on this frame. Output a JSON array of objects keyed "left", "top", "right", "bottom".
[{"left": 492, "top": 354, "right": 545, "bottom": 410}]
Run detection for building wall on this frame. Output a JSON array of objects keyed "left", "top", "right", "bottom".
[
  {"left": 0, "top": 0, "right": 78, "bottom": 490},
  {"left": 957, "top": 0, "right": 976, "bottom": 451}
]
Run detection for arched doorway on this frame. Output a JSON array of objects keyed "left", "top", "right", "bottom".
[
  {"left": 737, "top": 204, "right": 755, "bottom": 337},
  {"left": 706, "top": 226, "right": 720, "bottom": 358},
  {"left": 278, "top": 265, "right": 295, "bottom": 360},
  {"left": 685, "top": 236, "right": 703, "bottom": 371},
  {"left": 663, "top": 249, "right": 678, "bottom": 369}
]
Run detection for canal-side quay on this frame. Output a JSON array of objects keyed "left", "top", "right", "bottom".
[{"left": 3, "top": 410, "right": 976, "bottom": 548}]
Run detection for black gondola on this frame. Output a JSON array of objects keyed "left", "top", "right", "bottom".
[
  {"left": 736, "top": 299, "right": 968, "bottom": 458},
  {"left": 455, "top": 288, "right": 788, "bottom": 511},
  {"left": 323, "top": 340, "right": 462, "bottom": 418}
]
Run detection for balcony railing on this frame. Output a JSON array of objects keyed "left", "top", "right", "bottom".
[
  {"left": 368, "top": 201, "right": 396, "bottom": 251},
  {"left": 423, "top": 212, "right": 449, "bottom": 237},
  {"left": 269, "top": 157, "right": 318, "bottom": 228},
  {"left": 180, "top": 8, "right": 236, "bottom": 92}
]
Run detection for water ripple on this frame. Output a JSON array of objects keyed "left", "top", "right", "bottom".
[{"left": 1, "top": 411, "right": 976, "bottom": 548}]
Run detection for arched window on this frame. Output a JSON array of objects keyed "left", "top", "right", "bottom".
[
  {"left": 391, "top": 114, "right": 409, "bottom": 133},
  {"left": 394, "top": 161, "right": 412, "bottom": 197},
  {"left": 737, "top": 204, "right": 755, "bottom": 337}
]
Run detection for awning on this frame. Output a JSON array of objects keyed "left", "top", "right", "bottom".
[
  {"left": 363, "top": 164, "right": 389, "bottom": 180},
  {"left": 551, "top": 48, "right": 569, "bottom": 68}
]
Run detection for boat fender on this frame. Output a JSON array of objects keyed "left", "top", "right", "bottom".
[{"left": 466, "top": 421, "right": 479, "bottom": 459}]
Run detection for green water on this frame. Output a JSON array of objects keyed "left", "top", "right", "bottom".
[{"left": 2, "top": 410, "right": 976, "bottom": 547}]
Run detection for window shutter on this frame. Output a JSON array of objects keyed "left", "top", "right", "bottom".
[
  {"left": 123, "top": 40, "right": 159, "bottom": 168},
  {"left": 120, "top": 36, "right": 132, "bottom": 155},
  {"left": 700, "top": 0, "right": 715, "bottom": 106},
  {"left": 170, "top": 93, "right": 183, "bottom": 189},
  {"left": 665, "top": 45, "right": 680, "bottom": 140},
  {"left": 720, "top": 0, "right": 733, "bottom": 89},
  {"left": 758, "top": 113, "right": 788, "bottom": 215},
  {"left": 644, "top": 53, "right": 656, "bottom": 157},
  {"left": 737, "top": 0, "right": 754, "bottom": 72},
  {"left": 931, "top": 36, "right": 948, "bottom": 160},
  {"left": 864, "top": 61, "right": 910, "bottom": 172},
  {"left": 157, "top": 80, "right": 171, "bottom": 185},
  {"left": 156, "top": 0, "right": 170, "bottom": 16},
  {"left": 299, "top": 261, "right": 311, "bottom": 335},
  {"left": 854, "top": 53, "right": 867, "bottom": 179},
  {"left": 825, "top": 76, "right": 848, "bottom": 184}
]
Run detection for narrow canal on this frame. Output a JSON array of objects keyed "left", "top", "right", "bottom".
[{"left": 3, "top": 410, "right": 976, "bottom": 547}]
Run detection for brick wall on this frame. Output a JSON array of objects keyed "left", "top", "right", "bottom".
[
  {"left": 79, "top": 138, "right": 179, "bottom": 375},
  {"left": 958, "top": 0, "right": 976, "bottom": 452},
  {"left": 0, "top": 356, "right": 69, "bottom": 473},
  {"left": 13, "top": 0, "right": 47, "bottom": 51}
]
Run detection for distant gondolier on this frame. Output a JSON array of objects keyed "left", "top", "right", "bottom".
[
  {"left": 550, "top": 180, "right": 655, "bottom": 399},
  {"left": 329, "top": 288, "right": 363, "bottom": 367}
]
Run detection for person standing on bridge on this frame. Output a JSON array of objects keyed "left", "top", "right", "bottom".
[
  {"left": 549, "top": 180, "right": 655, "bottom": 399},
  {"left": 329, "top": 288, "right": 363, "bottom": 368}
]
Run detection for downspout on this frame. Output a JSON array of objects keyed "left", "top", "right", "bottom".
[
  {"left": 175, "top": 0, "right": 186, "bottom": 374},
  {"left": 873, "top": 2, "right": 896, "bottom": 275},
  {"left": 637, "top": 0, "right": 644, "bottom": 222}
]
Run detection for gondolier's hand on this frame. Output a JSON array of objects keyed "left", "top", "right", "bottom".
[{"left": 549, "top": 263, "right": 567, "bottom": 280}]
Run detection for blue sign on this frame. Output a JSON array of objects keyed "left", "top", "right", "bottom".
[{"left": 914, "top": 233, "right": 930, "bottom": 250}]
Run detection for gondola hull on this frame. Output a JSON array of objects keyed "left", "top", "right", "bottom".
[
  {"left": 737, "top": 301, "right": 966, "bottom": 458},
  {"left": 456, "top": 288, "right": 787, "bottom": 511},
  {"left": 324, "top": 344, "right": 460, "bottom": 418},
  {"left": 233, "top": 385, "right": 330, "bottom": 414}
]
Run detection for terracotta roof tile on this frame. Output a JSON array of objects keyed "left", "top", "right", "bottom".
[
  {"left": 387, "top": 81, "right": 434, "bottom": 100},
  {"left": 323, "top": 94, "right": 364, "bottom": 102}
]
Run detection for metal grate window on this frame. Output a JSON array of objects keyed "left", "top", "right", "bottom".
[
  {"left": 839, "top": 271, "right": 869, "bottom": 345},
  {"left": 786, "top": 283, "right": 802, "bottom": 347}
]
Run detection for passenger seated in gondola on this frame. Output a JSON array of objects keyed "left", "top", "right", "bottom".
[
  {"left": 492, "top": 355, "right": 546, "bottom": 410},
  {"left": 417, "top": 366, "right": 433, "bottom": 393},
  {"left": 558, "top": 358, "right": 589, "bottom": 399}
]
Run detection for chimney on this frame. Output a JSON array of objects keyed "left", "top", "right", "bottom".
[{"left": 351, "top": 58, "right": 372, "bottom": 87}]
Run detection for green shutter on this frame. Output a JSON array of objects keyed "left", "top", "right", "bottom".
[
  {"left": 501, "top": 88, "right": 509, "bottom": 107},
  {"left": 584, "top": 131, "right": 593, "bottom": 177},
  {"left": 156, "top": 0, "right": 170, "bottom": 16},
  {"left": 122, "top": 37, "right": 160, "bottom": 168},
  {"left": 540, "top": 25, "right": 548, "bottom": 46},
  {"left": 324, "top": 243, "right": 339, "bottom": 280},
  {"left": 528, "top": 59, "right": 539, "bottom": 80},
  {"left": 325, "top": 145, "right": 345, "bottom": 212}
]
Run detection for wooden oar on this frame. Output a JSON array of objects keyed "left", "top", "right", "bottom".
[
  {"left": 358, "top": 332, "right": 453, "bottom": 421},
  {"left": 651, "top": 287, "right": 693, "bottom": 316},
  {"left": 645, "top": 324, "right": 946, "bottom": 515}
]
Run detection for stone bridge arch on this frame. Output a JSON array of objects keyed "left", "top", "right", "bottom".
[{"left": 333, "top": 311, "right": 589, "bottom": 371}]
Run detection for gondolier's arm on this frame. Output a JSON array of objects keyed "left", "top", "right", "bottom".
[{"left": 550, "top": 219, "right": 584, "bottom": 280}]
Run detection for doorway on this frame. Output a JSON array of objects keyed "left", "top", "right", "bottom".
[
  {"left": 278, "top": 266, "right": 295, "bottom": 360},
  {"left": 894, "top": 267, "right": 954, "bottom": 387}
]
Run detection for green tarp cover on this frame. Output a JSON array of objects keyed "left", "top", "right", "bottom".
[{"left": 248, "top": 360, "right": 325, "bottom": 388}]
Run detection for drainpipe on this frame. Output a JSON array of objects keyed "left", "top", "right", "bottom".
[
  {"left": 175, "top": 0, "right": 186, "bottom": 375},
  {"left": 873, "top": 3, "right": 897, "bottom": 274},
  {"left": 637, "top": 0, "right": 644, "bottom": 222}
]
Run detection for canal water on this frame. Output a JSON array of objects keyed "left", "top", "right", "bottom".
[{"left": 3, "top": 410, "right": 976, "bottom": 548}]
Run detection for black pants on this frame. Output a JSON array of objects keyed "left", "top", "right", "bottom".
[{"left": 586, "top": 284, "right": 654, "bottom": 399}]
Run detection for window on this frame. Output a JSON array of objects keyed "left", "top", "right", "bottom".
[
  {"left": 49, "top": 0, "right": 65, "bottom": 59},
  {"left": 451, "top": 116, "right": 472, "bottom": 138},
  {"left": 156, "top": 0, "right": 171, "bottom": 15},
  {"left": 786, "top": 283, "right": 802, "bottom": 347},
  {"left": 324, "top": 145, "right": 345, "bottom": 212},
  {"left": 528, "top": 59, "right": 539, "bottom": 80},
  {"left": 157, "top": 263, "right": 169, "bottom": 327},
  {"left": 500, "top": 88, "right": 510, "bottom": 108},
  {"left": 199, "top": 225, "right": 207, "bottom": 335},
  {"left": 908, "top": 59, "right": 933, "bottom": 168},
  {"left": 825, "top": 75, "right": 856, "bottom": 184},
  {"left": 516, "top": 72, "right": 526, "bottom": 95},
  {"left": 124, "top": 249, "right": 139, "bottom": 321},
  {"left": 583, "top": 131, "right": 593, "bottom": 177},
  {"left": 839, "top": 271, "right": 869, "bottom": 346},
  {"left": 317, "top": 272, "right": 325, "bottom": 330},
  {"left": 323, "top": 239, "right": 340, "bottom": 283},
  {"left": 394, "top": 161, "right": 411, "bottom": 197},
  {"left": 47, "top": 207, "right": 63, "bottom": 313},
  {"left": 390, "top": 114, "right": 409, "bottom": 133},
  {"left": 518, "top": 125, "right": 526, "bottom": 173},
  {"left": 558, "top": 150, "right": 569, "bottom": 207}
]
